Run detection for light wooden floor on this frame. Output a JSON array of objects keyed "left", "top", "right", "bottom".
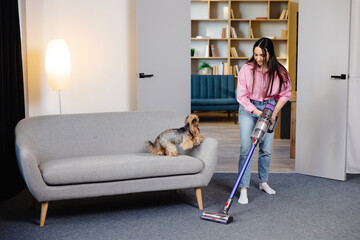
[{"left": 197, "top": 112, "right": 295, "bottom": 173}]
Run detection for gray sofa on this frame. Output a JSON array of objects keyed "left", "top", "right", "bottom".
[{"left": 15, "top": 111, "right": 218, "bottom": 226}]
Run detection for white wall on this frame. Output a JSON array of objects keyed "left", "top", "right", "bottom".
[
  {"left": 347, "top": 0, "right": 360, "bottom": 173},
  {"left": 24, "top": 0, "right": 137, "bottom": 116}
]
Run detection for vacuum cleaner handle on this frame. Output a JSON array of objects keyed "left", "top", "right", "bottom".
[
  {"left": 251, "top": 103, "right": 275, "bottom": 144},
  {"left": 268, "top": 115, "right": 279, "bottom": 133}
]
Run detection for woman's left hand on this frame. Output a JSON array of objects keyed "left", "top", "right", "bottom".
[{"left": 271, "top": 113, "right": 277, "bottom": 123}]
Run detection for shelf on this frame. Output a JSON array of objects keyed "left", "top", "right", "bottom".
[
  {"left": 230, "top": 0, "right": 287, "bottom": 2},
  {"left": 191, "top": 38, "right": 228, "bottom": 40},
  {"left": 231, "top": 19, "right": 288, "bottom": 21},
  {"left": 191, "top": 0, "right": 290, "bottom": 75},
  {"left": 190, "top": 0, "right": 291, "bottom": 86},
  {"left": 192, "top": 57, "right": 228, "bottom": 60},
  {"left": 191, "top": 19, "right": 228, "bottom": 22},
  {"left": 230, "top": 57, "right": 251, "bottom": 60},
  {"left": 230, "top": 38, "right": 287, "bottom": 40}
]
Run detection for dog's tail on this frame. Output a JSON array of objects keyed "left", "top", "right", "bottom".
[
  {"left": 146, "top": 141, "right": 157, "bottom": 154},
  {"left": 146, "top": 139, "right": 165, "bottom": 155}
]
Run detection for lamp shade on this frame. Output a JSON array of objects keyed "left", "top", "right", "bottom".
[{"left": 45, "top": 39, "right": 71, "bottom": 90}]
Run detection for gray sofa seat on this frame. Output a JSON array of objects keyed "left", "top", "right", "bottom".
[
  {"left": 40, "top": 153, "right": 204, "bottom": 185},
  {"left": 15, "top": 111, "right": 218, "bottom": 226}
]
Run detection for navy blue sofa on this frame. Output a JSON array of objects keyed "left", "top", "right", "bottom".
[{"left": 191, "top": 75, "right": 239, "bottom": 123}]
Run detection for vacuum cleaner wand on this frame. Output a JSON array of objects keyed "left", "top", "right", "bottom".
[{"left": 201, "top": 103, "right": 278, "bottom": 224}]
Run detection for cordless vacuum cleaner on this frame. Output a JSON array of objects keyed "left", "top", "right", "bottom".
[{"left": 201, "top": 103, "right": 279, "bottom": 224}]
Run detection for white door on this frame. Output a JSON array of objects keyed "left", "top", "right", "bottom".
[
  {"left": 136, "top": 0, "right": 190, "bottom": 115},
  {"left": 296, "top": 0, "right": 350, "bottom": 180}
]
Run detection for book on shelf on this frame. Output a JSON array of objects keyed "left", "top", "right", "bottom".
[
  {"left": 235, "top": 65, "right": 240, "bottom": 76},
  {"left": 221, "top": 28, "right": 226, "bottom": 38},
  {"left": 256, "top": 17, "right": 267, "bottom": 19},
  {"left": 279, "top": 9, "right": 286, "bottom": 19},
  {"left": 249, "top": 28, "right": 254, "bottom": 39},
  {"left": 279, "top": 9, "right": 288, "bottom": 20},
  {"left": 213, "top": 65, "right": 219, "bottom": 75},
  {"left": 223, "top": 6, "right": 228, "bottom": 19},
  {"left": 230, "top": 47, "right": 238, "bottom": 58},
  {"left": 210, "top": 62, "right": 240, "bottom": 75},
  {"left": 210, "top": 44, "right": 216, "bottom": 57},
  {"left": 234, "top": 48, "right": 238, "bottom": 57},
  {"left": 230, "top": 9, "right": 235, "bottom": 19},
  {"left": 223, "top": 62, "right": 231, "bottom": 75},
  {"left": 219, "top": 62, "right": 224, "bottom": 75},
  {"left": 231, "top": 27, "right": 238, "bottom": 38},
  {"left": 231, "top": 66, "right": 237, "bottom": 76},
  {"left": 205, "top": 44, "right": 209, "bottom": 57},
  {"left": 209, "top": 62, "right": 226, "bottom": 75}
]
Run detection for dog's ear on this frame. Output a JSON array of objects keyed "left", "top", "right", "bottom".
[
  {"left": 186, "top": 114, "right": 199, "bottom": 126},
  {"left": 190, "top": 124, "right": 199, "bottom": 136},
  {"left": 185, "top": 115, "right": 190, "bottom": 125}
]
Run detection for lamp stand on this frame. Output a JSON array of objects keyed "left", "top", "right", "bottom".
[{"left": 58, "top": 90, "right": 62, "bottom": 114}]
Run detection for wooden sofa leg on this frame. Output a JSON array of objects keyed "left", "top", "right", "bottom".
[
  {"left": 40, "top": 202, "right": 49, "bottom": 227},
  {"left": 195, "top": 188, "right": 203, "bottom": 210}
]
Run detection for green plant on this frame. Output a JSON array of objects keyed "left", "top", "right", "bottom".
[
  {"left": 191, "top": 48, "right": 195, "bottom": 56},
  {"left": 198, "top": 62, "right": 212, "bottom": 72}
]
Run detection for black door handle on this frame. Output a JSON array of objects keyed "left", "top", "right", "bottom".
[
  {"left": 330, "top": 74, "right": 346, "bottom": 79},
  {"left": 139, "top": 73, "right": 154, "bottom": 78}
]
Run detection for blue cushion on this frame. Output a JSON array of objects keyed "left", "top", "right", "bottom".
[
  {"left": 191, "top": 105, "right": 239, "bottom": 111},
  {"left": 191, "top": 75, "right": 236, "bottom": 99},
  {"left": 191, "top": 75, "right": 239, "bottom": 112},
  {"left": 192, "top": 98, "right": 238, "bottom": 106}
]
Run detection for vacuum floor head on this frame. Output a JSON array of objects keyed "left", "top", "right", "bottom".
[{"left": 201, "top": 211, "right": 233, "bottom": 224}]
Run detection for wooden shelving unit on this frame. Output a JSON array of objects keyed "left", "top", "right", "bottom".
[
  {"left": 191, "top": 0, "right": 290, "bottom": 78},
  {"left": 191, "top": 0, "right": 292, "bottom": 141}
]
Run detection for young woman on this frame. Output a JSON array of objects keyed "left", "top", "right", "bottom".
[{"left": 236, "top": 37, "right": 291, "bottom": 204}]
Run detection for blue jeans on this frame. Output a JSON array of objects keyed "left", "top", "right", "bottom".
[{"left": 238, "top": 99, "right": 276, "bottom": 188}]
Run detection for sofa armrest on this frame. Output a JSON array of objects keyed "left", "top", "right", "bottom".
[
  {"left": 15, "top": 144, "right": 48, "bottom": 201},
  {"left": 186, "top": 137, "right": 218, "bottom": 184}
]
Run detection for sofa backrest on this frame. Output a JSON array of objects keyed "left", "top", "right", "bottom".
[
  {"left": 15, "top": 111, "right": 186, "bottom": 164},
  {"left": 191, "top": 75, "right": 235, "bottom": 99}
]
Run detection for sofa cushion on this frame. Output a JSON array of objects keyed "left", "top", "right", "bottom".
[
  {"left": 39, "top": 153, "right": 204, "bottom": 186},
  {"left": 191, "top": 98, "right": 238, "bottom": 106},
  {"left": 191, "top": 75, "right": 236, "bottom": 99}
]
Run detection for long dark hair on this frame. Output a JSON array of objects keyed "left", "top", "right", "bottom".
[{"left": 247, "top": 37, "right": 288, "bottom": 97}]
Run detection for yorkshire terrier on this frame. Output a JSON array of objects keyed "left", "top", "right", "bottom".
[{"left": 146, "top": 114, "right": 205, "bottom": 156}]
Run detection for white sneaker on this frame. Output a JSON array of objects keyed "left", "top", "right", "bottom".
[
  {"left": 259, "top": 182, "right": 276, "bottom": 194},
  {"left": 238, "top": 189, "right": 248, "bottom": 204}
]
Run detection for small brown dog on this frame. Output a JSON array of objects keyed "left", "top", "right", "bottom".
[{"left": 146, "top": 114, "right": 205, "bottom": 156}]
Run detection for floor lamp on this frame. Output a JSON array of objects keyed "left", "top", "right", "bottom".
[{"left": 45, "top": 39, "right": 71, "bottom": 114}]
